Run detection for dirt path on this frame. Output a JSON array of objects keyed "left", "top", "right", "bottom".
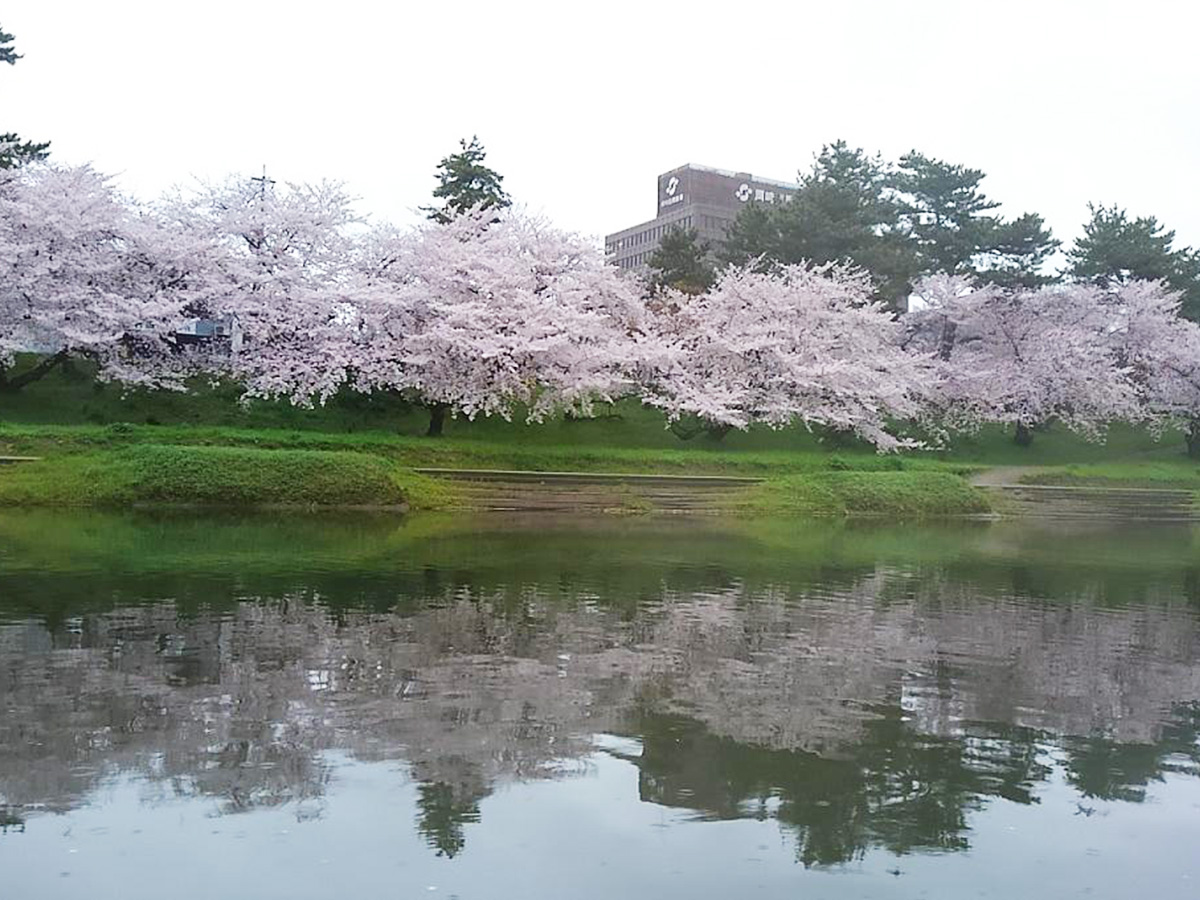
[{"left": 969, "top": 466, "right": 1050, "bottom": 487}]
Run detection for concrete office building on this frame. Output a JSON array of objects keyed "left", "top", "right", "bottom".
[{"left": 604, "top": 164, "right": 798, "bottom": 270}]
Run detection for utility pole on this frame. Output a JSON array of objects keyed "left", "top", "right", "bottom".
[
  {"left": 245, "top": 166, "right": 275, "bottom": 254},
  {"left": 250, "top": 164, "right": 275, "bottom": 200}
]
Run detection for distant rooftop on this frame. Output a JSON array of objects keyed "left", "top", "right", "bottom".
[{"left": 668, "top": 163, "right": 799, "bottom": 192}]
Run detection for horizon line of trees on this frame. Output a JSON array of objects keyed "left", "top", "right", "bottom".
[
  {"left": 650, "top": 141, "right": 1200, "bottom": 321},
  {"left": 4, "top": 156, "right": 1200, "bottom": 454}
]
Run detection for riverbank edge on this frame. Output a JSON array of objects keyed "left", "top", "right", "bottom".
[
  {"left": 10, "top": 423, "right": 1197, "bottom": 517},
  {"left": 0, "top": 441, "right": 992, "bottom": 517}
]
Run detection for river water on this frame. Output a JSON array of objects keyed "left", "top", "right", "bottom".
[{"left": 1, "top": 510, "right": 1198, "bottom": 899}]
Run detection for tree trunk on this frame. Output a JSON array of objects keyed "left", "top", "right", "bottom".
[
  {"left": 426, "top": 404, "right": 449, "bottom": 437},
  {"left": 668, "top": 417, "right": 729, "bottom": 442},
  {"left": 937, "top": 320, "right": 958, "bottom": 362},
  {"left": 1014, "top": 422, "right": 1034, "bottom": 447},
  {"left": 0, "top": 350, "right": 69, "bottom": 393},
  {"left": 1186, "top": 420, "right": 1200, "bottom": 459},
  {"left": 702, "top": 422, "right": 732, "bottom": 442}
]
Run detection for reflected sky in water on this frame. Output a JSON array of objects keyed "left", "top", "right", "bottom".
[{"left": 1, "top": 510, "right": 1199, "bottom": 899}]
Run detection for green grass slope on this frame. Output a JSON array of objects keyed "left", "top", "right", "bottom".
[
  {"left": 732, "top": 471, "right": 991, "bottom": 517},
  {"left": 0, "top": 445, "right": 449, "bottom": 509}
]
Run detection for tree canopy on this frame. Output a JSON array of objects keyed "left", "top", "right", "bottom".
[
  {"left": 727, "top": 141, "right": 918, "bottom": 306},
  {"left": 423, "top": 136, "right": 510, "bottom": 223},
  {"left": 648, "top": 226, "right": 715, "bottom": 295},
  {"left": 0, "top": 25, "right": 50, "bottom": 170},
  {"left": 1067, "top": 203, "right": 1200, "bottom": 320},
  {"left": 722, "top": 142, "right": 1060, "bottom": 304},
  {"left": 894, "top": 152, "right": 1058, "bottom": 289},
  {"left": 11, "top": 158, "right": 1200, "bottom": 455},
  {"left": 0, "top": 25, "right": 19, "bottom": 64}
]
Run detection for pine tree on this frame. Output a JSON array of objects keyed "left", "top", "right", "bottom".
[
  {"left": 0, "top": 25, "right": 18, "bottom": 65},
  {"left": 895, "top": 151, "right": 999, "bottom": 275},
  {"left": 0, "top": 25, "right": 49, "bottom": 169},
  {"left": 723, "top": 141, "right": 919, "bottom": 307},
  {"left": 1068, "top": 204, "right": 1200, "bottom": 320},
  {"left": 894, "top": 151, "right": 1058, "bottom": 289},
  {"left": 648, "top": 226, "right": 715, "bottom": 295},
  {"left": 423, "top": 136, "right": 510, "bottom": 224},
  {"left": 975, "top": 213, "right": 1059, "bottom": 289},
  {"left": 720, "top": 202, "right": 780, "bottom": 271}
]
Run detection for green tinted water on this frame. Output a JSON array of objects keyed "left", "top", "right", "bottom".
[{"left": 1, "top": 511, "right": 1198, "bottom": 899}]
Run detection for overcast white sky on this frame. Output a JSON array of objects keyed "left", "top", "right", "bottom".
[{"left": 4, "top": 1, "right": 1198, "bottom": 256}]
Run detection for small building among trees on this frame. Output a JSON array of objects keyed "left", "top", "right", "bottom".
[
  {"left": 173, "top": 315, "right": 243, "bottom": 353},
  {"left": 604, "top": 164, "right": 797, "bottom": 270}
]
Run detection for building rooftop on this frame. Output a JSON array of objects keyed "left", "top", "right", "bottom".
[{"left": 669, "top": 163, "right": 799, "bottom": 192}]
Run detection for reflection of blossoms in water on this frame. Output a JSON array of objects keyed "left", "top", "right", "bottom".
[{"left": 0, "top": 558, "right": 1199, "bottom": 864}]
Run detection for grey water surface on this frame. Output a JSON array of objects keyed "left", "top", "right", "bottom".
[{"left": 1, "top": 510, "right": 1199, "bottom": 899}]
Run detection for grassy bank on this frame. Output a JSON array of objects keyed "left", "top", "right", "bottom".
[
  {"left": 1019, "top": 461, "right": 1200, "bottom": 489},
  {"left": 0, "top": 445, "right": 450, "bottom": 509},
  {"left": 0, "top": 421, "right": 981, "bottom": 477},
  {"left": 3, "top": 354, "right": 1196, "bottom": 515},
  {"left": 730, "top": 471, "right": 991, "bottom": 517},
  {"left": 3, "top": 352, "right": 1198, "bottom": 462},
  {"left": 0, "top": 439, "right": 989, "bottom": 516}
]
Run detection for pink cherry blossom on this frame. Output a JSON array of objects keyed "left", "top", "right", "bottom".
[{"left": 641, "top": 264, "right": 938, "bottom": 450}]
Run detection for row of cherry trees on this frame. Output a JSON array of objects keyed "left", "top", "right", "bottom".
[{"left": 4, "top": 163, "right": 1200, "bottom": 452}]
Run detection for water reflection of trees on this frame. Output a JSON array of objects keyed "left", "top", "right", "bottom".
[
  {"left": 627, "top": 702, "right": 1200, "bottom": 866},
  {"left": 1, "top": 523, "right": 1200, "bottom": 862},
  {"left": 416, "top": 781, "right": 483, "bottom": 858},
  {"left": 1062, "top": 702, "right": 1200, "bottom": 802},
  {"left": 623, "top": 710, "right": 1047, "bottom": 865}
]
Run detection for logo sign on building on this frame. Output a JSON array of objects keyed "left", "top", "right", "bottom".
[
  {"left": 735, "top": 182, "right": 789, "bottom": 204},
  {"left": 660, "top": 175, "right": 684, "bottom": 208}
]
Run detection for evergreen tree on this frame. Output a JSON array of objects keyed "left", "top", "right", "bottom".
[
  {"left": 782, "top": 142, "right": 916, "bottom": 303},
  {"left": 0, "top": 26, "right": 49, "bottom": 169},
  {"left": 893, "top": 151, "right": 1058, "bottom": 289},
  {"left": 0, "top": 25, "right": 18, "bottom": 64},
  {"left": 648, "top": 226, "right": 715, "bottom": 295},
  {"left": 1067, "top": 203, "right": 1200, "bottom": 319},
  {"left": 975, "top": 213, "right": 1059, "bottom": 289},
  {"left": 894, "top": 151, "right": 999, "bottom": 275},
  {"left": 723, "top": 141, "right": 918, "bottom": 307},
  {"left": 423, "top": 136, "right": 510, "bottom": 223},
  {"left": 720, "top": 202, "right": 780, "bottom": 270}
]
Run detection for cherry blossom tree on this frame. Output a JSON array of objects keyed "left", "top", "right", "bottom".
[
  {"left": 147, "top": 175, "right": 368, "bottom": 402},
  {"left": 1100, "top": 281, "right": 1200, "bottom": 456},
  {"left": 0, "top": 164, "right": 198, "bottom": 392},
  {"left": 350, "top": 207, "right": 655, "bottom": 435},
  {"left": 640, "top": 264, "right": 938, "bottom": 451},
  {"left": 905, "top": 275, "right": 1140, "bottom": 444}
]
